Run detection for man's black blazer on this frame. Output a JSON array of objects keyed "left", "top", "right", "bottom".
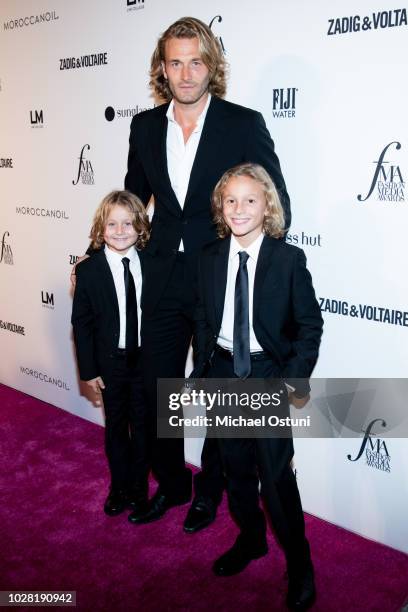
[
  {"left": 71, "top": 249, "right": 144, "bottom": 381},
  {"left": 190, "top": 235, "right": 323, "bottom": 396},
  {"left": 125, "top": 96, "right": 290, "bottom": 256}
]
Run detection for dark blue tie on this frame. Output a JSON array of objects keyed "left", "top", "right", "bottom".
[
  {"left": 233, "top": 251, "right": 251, "bottom": 379},
  {"left": 122, "top": 257, "right": 138, "bottom": 356}
]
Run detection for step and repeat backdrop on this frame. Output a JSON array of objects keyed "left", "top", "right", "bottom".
[{"left": 1, "top": 0, "right": 407, "bottom": 552}]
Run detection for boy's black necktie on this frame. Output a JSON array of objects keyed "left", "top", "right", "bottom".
[
  {"left": 122, "top": 257, "right": 138, "bottom": 356},
  {"left": 233, "top": 250, "right": 251, "bottom": 379}
]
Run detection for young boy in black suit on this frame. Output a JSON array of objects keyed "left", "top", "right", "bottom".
[
  {"left": 72, "top": 190, "right": 150, "bottom": 517},
  {"left": 190, "top": 163, "right": 323, "bottom": 610}
]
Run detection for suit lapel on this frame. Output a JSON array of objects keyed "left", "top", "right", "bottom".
[
  {"left": 184, "top": 97, "right": 228, "bottom": 210},
  {"left": 94, "top": 251, "right": 120, "bottom": 324},
  {"left": 154, "top": 103, "right": 182, "bottom": 215},
  {"left": 253, "top": 236, "right": 278, "bottom": 322},
  {"left": 213, "top": 237, "right": 230, "bottom": 331}
]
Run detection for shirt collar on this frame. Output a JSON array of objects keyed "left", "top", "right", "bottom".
[
  {"left": 229, "top": 233, "right": 265, "bottom": 262},
  {"left": 166, "top": 93, "right": 211, "bottom": 132},
  {"left": 104, "top": 244, "right": 138, "bottom": 266}
]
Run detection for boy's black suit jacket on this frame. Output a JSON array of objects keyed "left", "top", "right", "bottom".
[
  {"left": 190, "top": 236, "right": 323, "bottom": 396},
  {"left": 124, "top": 96, "right": 290, "bottom": 313},
  {"left": 71, "top": 249, "right": 144, "bottom": 381}
]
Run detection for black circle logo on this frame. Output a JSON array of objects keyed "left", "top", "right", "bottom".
[{"left": 105, "top": 106, "right": 115, "bottom": 121}]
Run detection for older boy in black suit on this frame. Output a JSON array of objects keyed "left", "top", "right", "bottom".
[{"left": 190, "top": 163, "right": 323, "bottom": 610}]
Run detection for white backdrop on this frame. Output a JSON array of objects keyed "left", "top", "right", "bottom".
[{"left": 0, "top": 0, "right": 407, "bottom": 553}]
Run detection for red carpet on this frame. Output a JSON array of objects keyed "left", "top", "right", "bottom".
[{"left": 0, "top": 383, "right": 407, "bottom": 611}]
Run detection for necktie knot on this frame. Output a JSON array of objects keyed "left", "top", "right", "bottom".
[
  {"left": 122, "top": 257, "right": 130, "bottom": 270},
  {"left": 238, "top": 251, "right": 249, "bottom": 266}
]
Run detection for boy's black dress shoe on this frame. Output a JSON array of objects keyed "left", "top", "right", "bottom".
[
  {"left": 183, "top": 497, "right": 216, "bottom": 533},
  {"left": 127, "top": 494, "right": 149, "bottom": 515},
  {"left": 104, "top": 490, "right": 128, "bottom": 516},
  {"left": 286, "top": 562, "right": 316, "bottom": 610},
  {"left": 128, "top": 490, "right": 191, "bottom": 524},
  {"left": 213, "top": 536, "right": 268, "bottom": 576}
]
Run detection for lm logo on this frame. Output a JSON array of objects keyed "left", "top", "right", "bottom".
[
  {"left": 41, "top": 291, "right": 54, "bottom": 307},
  {"left": 30, "top": 110, "right": 43, "bottom": 126}
]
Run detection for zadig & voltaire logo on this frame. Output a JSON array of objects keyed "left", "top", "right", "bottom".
[
  {"left": 0, "top": 319, "right": 25, "bottom": 335},
  {"left": 327, "top": 9, "right": 407, "bottom": 35},
  {"left": 357, "top": 142, "right": 404, "bottom": 203},
  {"left": 72, "top": 144, "right": 94, "bottom": 186},
  {"left": 60, "top": 53, "right": 108, "bottom": 71},
  {"left": 347, "top": 418, "right": 391, "bottom": 472}
]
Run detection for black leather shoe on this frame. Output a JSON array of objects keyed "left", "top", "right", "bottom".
[
  {"left": 104, "top": 490, "right": 128, "bottom": 516},
  {"left": 127, "top": 495, "right": 149, "bottom": 515},
  {"left": 128, "top": 490, "right": 191, "bottom": 524},
  {"left": 183, "top": 498, "right": 216, "bottom": 533},
  {"left": 213, "top": 536, "right": 268, "bottom": 576},
  {"left": 127, "top": 487, "right": 148, "bottom": 511},
  {"left": 286, "top": 563, "right": 316, "bottom": 610}
]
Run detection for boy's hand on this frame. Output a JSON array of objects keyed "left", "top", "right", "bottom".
[
  {"left": 70, "top": 254, "right": 90, "bottom": 287},
  {"left": 289, "top": 392, "right": 310, "bottom": 409},
  {"left": 85, "top": 376, "right": 105, "bottom": 406}
]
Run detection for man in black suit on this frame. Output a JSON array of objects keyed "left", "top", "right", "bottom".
[
  {"left": 125, "top": 16, "right": 291, "bottom": 530},
  {"left": 189, "top": 163, "right": 323, "bottom": 610}
]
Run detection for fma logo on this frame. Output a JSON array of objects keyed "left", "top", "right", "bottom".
[
  {"left": 127, "top": 0, "right": 144, "bottom": 11},
  {"left": 347, "top": 418, "right": 391, "bottom": 472},
  {"left": 72, "top": 144, "right": 94, "bottom": 185},
  {"left": 209, "top": 15, "right": 226, "bottom": 54},
  {"left": 0, "top": 231, "right": 13, "bottom": 265},
  {"left": 30, "top": 110, "right": 43, "bottom": 128},
  {"left": 272, "top": 88, "right": 298, "bottom": 119},
  {"left": 41, "top": 291, "right": 54, "bottom": 309},
  {"left": 357, "top": 141, "right": 404, "bottom": 202}
]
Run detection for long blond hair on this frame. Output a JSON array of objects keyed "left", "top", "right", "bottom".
[
  {"left": 90, "top": 190, "right": 150, "bottom": 250},
  {"left": 212, "top": 163, "right": 286, "bottom": 239},
  {"left": 149, "top": 17, "right": 228, "bottom": 102}
]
